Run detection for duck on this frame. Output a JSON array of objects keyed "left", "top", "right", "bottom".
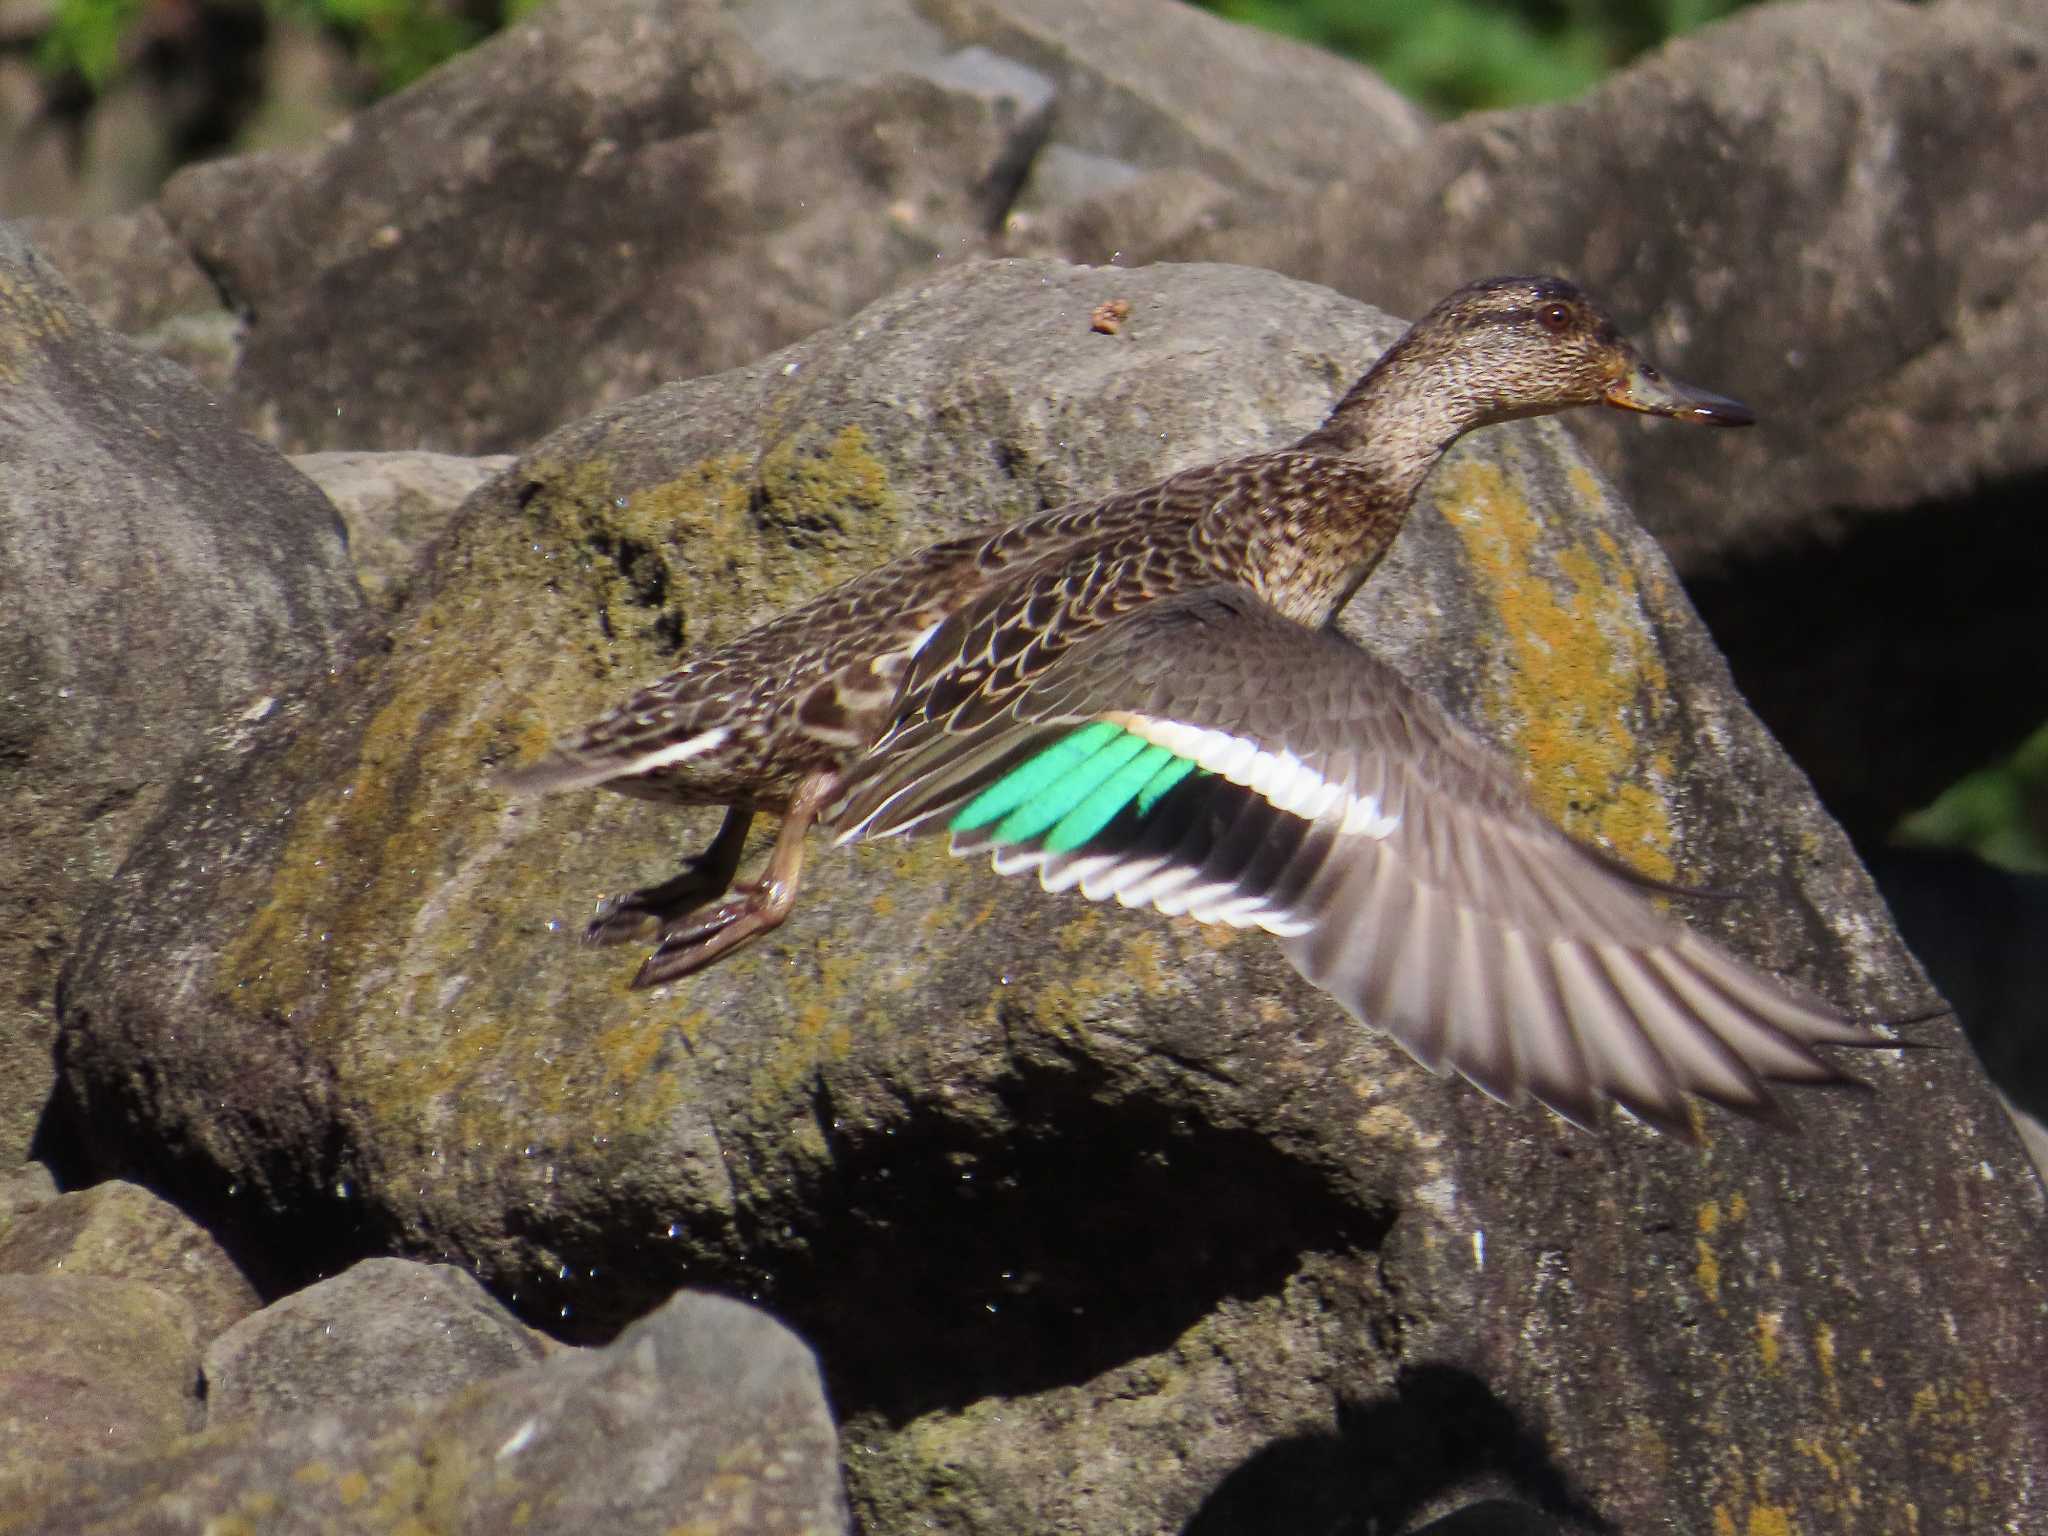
[{"left": 506, "top": 274, "right": 1883, "bottom": 1134}]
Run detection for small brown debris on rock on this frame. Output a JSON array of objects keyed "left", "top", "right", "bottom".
[{"left": 1090, "top": 299, "right": 1132, "bottom": 335}]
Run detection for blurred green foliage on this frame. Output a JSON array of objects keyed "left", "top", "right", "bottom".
[
  {"left": 1896, "top": 722, "right": 2048, "bottom": 874},
  {"left": 41, "top": 0, "right": 549, "bottom": 94},
  {"left": 1194, "top": 0, "right": 1754, "bottom": 113},
  {"left": 44, "top": 0, "right": 1763, "bottom": 109}
]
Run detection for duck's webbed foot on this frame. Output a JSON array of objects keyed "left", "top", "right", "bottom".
[
  {"left": 585, "top": 806, "right": 755, "bottom": 949},
  {"left": 627, "top": 770, "right": 838, "bottom": 990}
]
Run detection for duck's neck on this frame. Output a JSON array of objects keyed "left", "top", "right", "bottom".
[{"left": 1290, "top": 329, "right": 1495, "bottom": 506}]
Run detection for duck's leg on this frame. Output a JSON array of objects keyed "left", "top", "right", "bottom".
[
  {"left": 629, "top": 769, "right": 839, "bottom": 989},
  {"left": 585, "top": 805, "right": 756, "bottom": 949}
]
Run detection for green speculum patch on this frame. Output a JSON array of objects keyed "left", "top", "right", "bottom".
[{"left": 952, "top": 719, "right": 1205, "bottom": 853}]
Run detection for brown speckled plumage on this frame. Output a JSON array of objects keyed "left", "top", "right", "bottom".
[{"left": 507, "top": 276, "right": 1886, "bottom": 1134}]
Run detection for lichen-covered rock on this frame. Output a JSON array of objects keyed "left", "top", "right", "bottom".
[
  {"left": 0, "top": 1289, "right": 848, "bottom": 1536},
  {"left": 0, "top": 1179, "right": 258, "bottom": 1345},
  {"left": 51, "top": 259, "right": 2048, "bottom": 1534},
  {"left": 0, "top": 223, "right": 367, "bottom": 1166},
  {"left": 204, "top": 1257, "right": 550, "bottom": 1424}
]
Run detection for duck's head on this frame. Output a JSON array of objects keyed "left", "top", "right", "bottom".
[{"left": 1412, "top": 275, "right": 1754, "bottom": 429}]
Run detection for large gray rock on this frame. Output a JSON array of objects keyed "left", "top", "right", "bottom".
[
  {"left": 51, "top": 258, "right": 2048, "bottom": 1534},
  {"left": 204, "top": 1257, "right": 549, "bottom": 1424},
  {"left": 0, "top": 1179, "right": 258, "bottom": 1345},
  {"left": 36, "top": 0, "right": 1422, "bottom": 459},
  {"left": 0, "top": 1289, "right": 849, "bottom": 1535},
  {"left": 0, "top": 223, "right": 368, "bottom": 1166},
  {"left": 1174, "top": 0, "right": 2048, "bottom": 573}
]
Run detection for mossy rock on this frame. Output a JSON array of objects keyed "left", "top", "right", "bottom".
[{"left": 54, "top": 259, "right": 2048, "bottom": 1535}]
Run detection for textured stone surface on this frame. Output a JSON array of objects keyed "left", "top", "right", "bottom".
[
  {"left": 0, "top": 223, "right": 368, "bottom": 1167},
  {"left": 293, "top": 451, "right": 516, "bottom": 611},
  {"left": 0, "top": 1289, "right": 848, "bottom": 1535},
  {"left": 1175, "top": 0, "right": 2048, "bottom": 573},
  {"left": 50, "top": 258, "right": 2048, "bottom": 1534},
  {"left": 0, "top": 1164, "right": 56, "bottom": 1242},
  {"left": 0, "top": 1179, "right": 258, "bottom": 1345},
  {"left": 32, "top": 0, "right": 1422, "bottom": 460},
  {"left": 0, "top": 1274, "right": 202, "bottom": 1475},
  {"left": 204, "top": 1257, "right": 549, "bottom": 1424},
  {"left": 154, "top": 0, "right": 1058, "bottom": 456},
  {"left": 13, "top": 208, "right": 217, "bottom": 337}
]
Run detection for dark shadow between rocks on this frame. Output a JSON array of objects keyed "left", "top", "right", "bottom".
[
  {"left": 1183, "top": 1365, "right": 1611, "bottom": 1536},
  {"left": 1862, "top": 845, "right": 2048, "bottom": 1132},
  {"left": 1682, "top": 470, "right": 2048, "bottom": 846},
  {"left": 33, "top": 1008, "right": 388, "bottom": 1302},
  {"left": 756, "top": 1055, "right": 1395, "bottom": 1425}
]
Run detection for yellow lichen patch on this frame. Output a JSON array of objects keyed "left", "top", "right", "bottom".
[
  {"left": 1699, "top": 1199, "right": 1723, "bottom": 1236},
  {"left": 752, "top": 942, "right": 868, "bottom": 1106},
  {"left": 0, "top": 266, "right": 77, "bottom": 383},
  {"left": 1353, "top": 1102, "right": 1441, "bottom": 1149},
  {"left": 757, "top": 423, "right": 894, "bottom": 538},
  {"left": 1755, "top": 1308, "right": 1784, "bottom": 1371},
  {"left": 1696, "top": 1240, "right": 1722, "bottom": 1304},
  {"left": 1622, "top": 1414, "right": 1671, "bottom": 1481},
  {"left": 1793, "top": 1436, "right": 1846, "bottom": 1486},
  {"left": 1121, "top": 931, "right": 1173, "bottom": 998},
  {"left": 1431, "top": 451, "right": 1677, "bottom": 882},
  {"left": 1054, "top": 907, "right": 1108, "bottom": 953},
  {"left": 1028, "top": 972, "right": 1114, "bottom": 1043},
  {"left": 1905, "top": 1379, "right": 1995, "bottom": 1485},
  {"left": 591, "top": 1013, "right": 674, "bottom": 1091}
]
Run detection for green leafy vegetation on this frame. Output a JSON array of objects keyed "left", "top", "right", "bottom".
[
  {"left": 1896, "top": 722, "right": 2048, "bottom": 874},
  {"left": 1193, "top": 0, "right": 1755, "bottom": 113},
  {"left": 40, "top": 0, "right": 549, "bottom": 94},
  {"left": 37, "top": 0, "right": 143, "bottom": 87}
]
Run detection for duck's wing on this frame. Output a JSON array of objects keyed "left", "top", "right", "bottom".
[{"left": 831, "top": 585, "right": 1884, "bottom": 1134}]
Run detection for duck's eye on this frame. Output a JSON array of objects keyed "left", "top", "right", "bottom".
[{"left": 1537, "top": 302, "right": 1573, "bottom": 334}]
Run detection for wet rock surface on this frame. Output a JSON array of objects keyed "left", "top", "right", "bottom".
[{"left": 45, "top": 257, "right": 2048, "bottom": 1534}]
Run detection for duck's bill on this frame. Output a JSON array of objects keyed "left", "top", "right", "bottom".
[{"left": 1604, "top": 361, "right": 1756, "bottom": 426}]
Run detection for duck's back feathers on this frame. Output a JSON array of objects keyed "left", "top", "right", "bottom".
[{"left": 833, "top": 586, "right": 1881, "bottom": 1132}]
